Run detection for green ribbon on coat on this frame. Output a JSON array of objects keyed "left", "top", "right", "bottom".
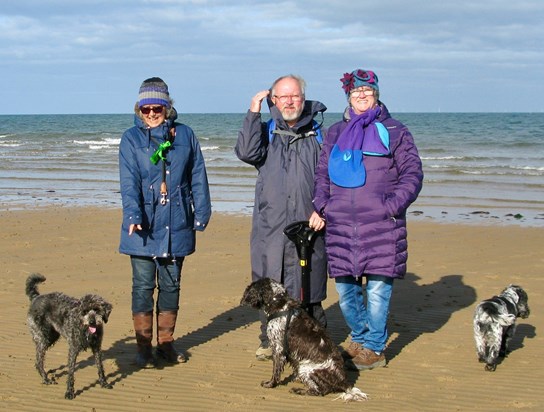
[{"left": 150, "top": 141, "right": 172, "bottom": 165}]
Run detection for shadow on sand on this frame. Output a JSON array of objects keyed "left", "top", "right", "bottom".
[
  {"left": 324, "top": 272, "right": 478, "bottom": 364},
  {"left": 70, "top": 272, "right": 481, "bottom": 396}
]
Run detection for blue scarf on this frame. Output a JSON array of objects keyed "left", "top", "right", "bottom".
[{"left": 328, "top": 106, "right": 390, "bottom": 188}]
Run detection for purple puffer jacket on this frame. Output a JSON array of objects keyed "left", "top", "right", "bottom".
[{"left": 313, "top": 103, "right": 423, "bottom": 279}]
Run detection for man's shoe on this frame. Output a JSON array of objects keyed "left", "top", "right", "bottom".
[
  {"left": 255, "top": 345, "right": 272, "bottom": 361},
  {"left": 348, "top": 347, "right": 386, "bottom": 370},
  {"left": 341, "top": 340, "right": 363, "bottom": 360}
]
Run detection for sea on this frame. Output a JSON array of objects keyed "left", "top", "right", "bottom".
[{"left": 1, "top": 112, "right": 543, "bottom": 227}]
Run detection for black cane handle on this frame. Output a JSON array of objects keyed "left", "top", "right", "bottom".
[{"left": 283, "top": 220, "right": 317, "bottom": 247}]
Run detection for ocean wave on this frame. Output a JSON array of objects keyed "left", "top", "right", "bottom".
[
  {"left": 426, "top": 168, "right": 543, "bottom": 177},
  {"left": 509, "top": 165, "right": 544, "bottom": 172},
  {"left": 88, "top": 145, "right": 118, "bottom": 151},
  {"left": 421, "top": 156, "right": 466, "bottom": 160},
  {"left": 422, "top": 154, "right": 542, "bottom": 162},
  {"left": 73, "top": 138, "right": 120, "bottom": 146}
]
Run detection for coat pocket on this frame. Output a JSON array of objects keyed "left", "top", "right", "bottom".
[
  {"left": 143, "top": 184, "right": 156, "bottom": 229},
  {"left": 173, "top": 185, "right": 192, "bottom": 230}
]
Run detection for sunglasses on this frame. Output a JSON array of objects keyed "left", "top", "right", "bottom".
[{"left": 140, "top": 106, "right": 164, "bottom": 114}]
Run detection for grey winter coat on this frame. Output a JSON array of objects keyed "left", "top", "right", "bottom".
[
  {"left": 235, "top": 100, "right": 328, "bottom": 303},
  {"left": 119, "top": 113, "right": 211, "bottom": 258},
  {"left": 313, "top": 103, "right": 423, "bottom": 279}
]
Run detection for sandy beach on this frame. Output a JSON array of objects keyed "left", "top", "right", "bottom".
[{"left": 1, "top": 207, "right": 543, "bottom": 411}]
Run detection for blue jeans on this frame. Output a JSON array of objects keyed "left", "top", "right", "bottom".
[
  {"left": 335, "top": 274, "right": 394, "bottom": 353},
  {"left": 131, "top": 256, "right": 184, "bottom": 313}
]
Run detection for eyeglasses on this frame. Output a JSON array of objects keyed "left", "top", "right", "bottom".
[
  {"left": 273, "top": 95, "right": 303, "bottom": 103},
  {"left": 350, "top": 88, "right": 375, "bottom": 97},
  {"left": 140, "top": 106, "right": 164, "bottom": 114}
]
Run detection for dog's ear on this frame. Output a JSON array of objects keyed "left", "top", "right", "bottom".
[
  {"left": 101, "top": 302, "right": 113, "bottom": 323},
  {"left": 514, "top": 286, "right": 527, "bottom": 300},
  {"left": 513, "top": 286, "right": 530, "bottom": 318},
  {"left": 240, "top": 282, "right": 264, "bottom": 309}
]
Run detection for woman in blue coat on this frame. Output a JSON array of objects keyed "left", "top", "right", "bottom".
[
  {"left": 119, "top": 78, "right": 211, "bottom": 367},
  {"left": 313, "top": 69, "right": 423, "bottom": 371}
]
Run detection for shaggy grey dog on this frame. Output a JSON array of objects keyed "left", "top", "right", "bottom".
[
  {"left": 25, "top": 273, "right": 113, "bottom": 399},
  {"left": 240, "top": 278, "right": 368, "bottom": 402},
  {"left": 473, "top": 284, "right": 530, "bottom": 371}
]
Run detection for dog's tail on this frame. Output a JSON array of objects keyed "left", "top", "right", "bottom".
[
  {"left": 25, "top": 273, "right": 46, "bottom": 301},
  {"left": 334, "top": 386, "right": 369, "bottom": 402}
]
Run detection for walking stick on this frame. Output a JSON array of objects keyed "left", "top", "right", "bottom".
[{"left": 283, "top": 221, "right": 318, "bottom": 315}]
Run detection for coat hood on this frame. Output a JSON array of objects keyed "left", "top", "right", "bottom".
[{"left": 267, "top": 98, "right": 327, "bottom": 132}]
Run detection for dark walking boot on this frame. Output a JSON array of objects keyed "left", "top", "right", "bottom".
[
  {"left": 156, "top": 310, "right": 186, "bottom": 363},
  {"left": 133, "top": 312, "right": 155, "bottom": 368}
]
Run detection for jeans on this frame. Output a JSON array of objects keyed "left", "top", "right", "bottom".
[
  {"left": 335, "top": 274, "right": 393, "bottom": 353},
  {"left": 131, "top": 255, "right": 184, "bottom": 313}
]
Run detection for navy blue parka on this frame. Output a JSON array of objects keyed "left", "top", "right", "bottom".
[{"left": 119, "top": 113, "right": 211, "bottom": 258}]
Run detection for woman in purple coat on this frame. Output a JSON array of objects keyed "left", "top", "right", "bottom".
[{"left": 313, "top": 69, "right": 423, "bottom": 370}]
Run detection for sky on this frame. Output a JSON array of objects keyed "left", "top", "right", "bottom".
[{"left": 1, "top": 0, "right": 543, "bottom": 114}]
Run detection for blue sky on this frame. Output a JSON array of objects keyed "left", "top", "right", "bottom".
[{"left": 1, "top": 0, "right": 543, "bottom": 114}]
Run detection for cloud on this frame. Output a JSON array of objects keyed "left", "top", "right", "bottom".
[{"left": 1, "top": 0, "right": 543, "bottom": 114}]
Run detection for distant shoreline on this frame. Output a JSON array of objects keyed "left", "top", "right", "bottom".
[{"left": 2, "top": 199, "right": 543, "bottom": 227}]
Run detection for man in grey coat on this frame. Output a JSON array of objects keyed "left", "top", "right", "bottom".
[{"left": 235, "top": 75, "right": 328, "bottom": 360}]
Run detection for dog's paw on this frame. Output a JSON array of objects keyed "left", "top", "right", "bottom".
[
  {"left": 292, "top": 387, "right": 322, "bottom": 396},
  {"left": 64, "top": 390, "right": 75, "bottom": 400},
  {"left": 101, "top": 381, "right": 113, "bottom": 389},
  {"left": 261, "top": 379, "right": 277, "bottom": 388},
  {"left": 42, "top": 377, "right": 57, "bottom": 385},
  {"left": 485, "top": 364, "right": 497, "bottom": 372},
  {"left": 290, "top": 387, "right": 309, "bottom": 396}
]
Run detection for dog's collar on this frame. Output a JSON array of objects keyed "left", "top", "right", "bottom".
[{"left": 267, "top": 309, "right": 294, "bottom": 322}]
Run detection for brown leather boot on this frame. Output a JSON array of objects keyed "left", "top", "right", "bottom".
[
  {"left": 156, "top": 310, "right": 186, "bottom": 363},
  {"left": 133, "top": 312, "right": 154, "bottom": 368},
  {"left": 341, "top": 340, "right": 364, "bottom": 360},
  {"left": 348, "top": 347, "right": 386, "bottom": 371}
]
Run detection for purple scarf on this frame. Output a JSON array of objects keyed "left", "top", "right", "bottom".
[
  {"left": 328, "top": 106, "right": 390, "bottom": 188},
  {"left": 337, "top": 106, "right": 382, "bottom": 152}
]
